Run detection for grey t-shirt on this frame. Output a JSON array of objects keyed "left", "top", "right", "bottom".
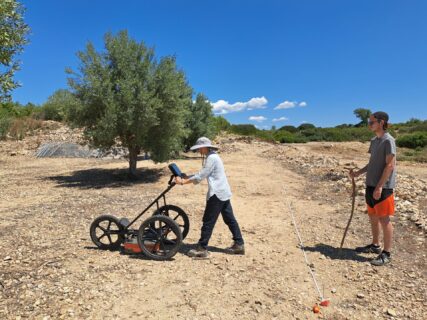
[{"left": 366, "top": 132, "right": 397, "bottom": 189}]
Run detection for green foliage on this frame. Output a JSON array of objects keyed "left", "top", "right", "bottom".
[
  {"left": 274, "top": 130, "right": 307, "bottom": 143},
  {"left": 184, "top": 93, "right": 215, "bottom": 149},
  {"left": 297, "top": 123, "right": 316, "bottom": 130},
  {"left": 224, "top": 121, "right": 375, "bottom": 144},
  {"left": 335, "top": 123, "right": 353, "bottom": 128},
  {"left": 230, "top": 124, "right": 257, "bottom": 136},
  {"left": 394, "top": 119, "right": 427, "bottom": 134},
  {"left": 212, "top": 115, "right": 231, "bottom": 134},
  {"left": 398, "top": 148, "right": 427, "bottom": 163},
  {"left": 304, "top": 127, "right": 373, "bottom": 142},
  {"left": 0, "top": 0, "right": 30, "bottom": 101},
  {"left": 0, "top": 101, "right": 38, "bottom": 118},
  {"left": 67, "top": 30, "right": 193, "bottom": 175},
  {"left": 145, "top": 55, "right": 192, "bottom": 162},
  {"left": 406, "top": 118, "right": 422, "bottom": 125},
  {"left": 396, "top": 132, "right": 427, "bottom": 149},
  {"left": 254, "top": 130, "right": 275, "bottom": 142},
  {"left": 0, "top": 116, "right": 11, "bottom": 139},
  {"left": 353, "top": 108, "right": 372, "bottom": 126},
  {"left": 38, "top": 89, "right": 80, "bottom": 121},
  {"left": 278, "top": 125, "right": 297, "bottom": 133},
  {"left": 0, "top": 101, "right": 17, "bottom": 118}
]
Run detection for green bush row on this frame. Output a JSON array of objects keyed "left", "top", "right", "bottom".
[{"left": 396, "top": 132, "right": 427, "bottom": 149}]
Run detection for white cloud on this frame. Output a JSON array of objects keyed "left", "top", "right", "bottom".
[
  {"left": 272, "top": 117, "right": 289, "bottom": 122},
  {"left": 274, "top": 100, "right": 308, "bottom": 110},
  {"left": 249, "top": 116, "right": 267, "bottom": 122},
  {"left": 274, "top": 100, "right": 296, "bottom": 110},
  {"left": 211, "top": 96, "right": 268, "bottom": 114},
  {"left": 246, "top": 97, "right": 268, "bottom": 110}
]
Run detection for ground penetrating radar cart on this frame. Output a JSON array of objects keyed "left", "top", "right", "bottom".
[{"left": 90, "top": 163, "right": 189, "bottom": 261}]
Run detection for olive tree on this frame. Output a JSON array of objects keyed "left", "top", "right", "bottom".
[
  {"left": 184, "top": 93, "right": 215, "bottom": 149},
  {"left": 353, "top": 108, "right": 372, "bottom": 126},
  {"left": 67, "top": 31, "right": 192, "bottom": 177},
  {"left": 0, "top": 0, "right": 29, "bottom": 101}
]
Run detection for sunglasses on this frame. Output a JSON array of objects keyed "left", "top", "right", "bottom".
[{"left": 368, "top": 119, "right": 379, "bottom": 125}]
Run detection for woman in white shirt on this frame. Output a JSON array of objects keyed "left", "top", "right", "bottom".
[{"left": 175, "top": 137, "right": 245, "bottom": 258}]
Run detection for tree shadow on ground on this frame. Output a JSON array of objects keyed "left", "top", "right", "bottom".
[
  {"left": 46, "top": 167, "right": 165, "bottom": 189},
  {"left": 304, "top": 243, "right": 371, "bottom": 262}
]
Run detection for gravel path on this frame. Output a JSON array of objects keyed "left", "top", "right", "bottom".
[{"left": 1, "top": 135, "right": 426, "bottom": 319}]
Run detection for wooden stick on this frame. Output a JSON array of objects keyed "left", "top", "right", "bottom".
[{"left": 340, "top": 173, "right": 356, "bottom": 249}]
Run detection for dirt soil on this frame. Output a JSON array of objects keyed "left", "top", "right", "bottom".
[{"left": 1, "top": 135, "right": 426, "bottom": 320}]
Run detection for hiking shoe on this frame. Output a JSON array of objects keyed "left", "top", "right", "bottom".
[
  {"left": 370, "top": 252, "right": 391, "bottom": 266},
  {"left": 225, "top": 243, "right": 245, "bottom": 255},
  {"left": 355, "top": 244, "right": 381, "bottom": 254},
  {"left": 187, "top": 245, "right": 209, "bottom": 258}
]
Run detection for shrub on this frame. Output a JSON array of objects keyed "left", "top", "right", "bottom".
[
  {"left": 299, "top": 128, "right": 326, "bottom": 141},
  {"left": 274, "top": 130, "right": 307, "bottom": 143},
  {"left": 255, "top": 130, "right": 275, "bottom": 142},
  {"left": 297, "top": 123, "right": 316, "bottom": 130},
  {"left": 407, "top": 122, "right": 427, "bottom": 133},
  {"left": 230, "top": 124, "right": 257, "bottom": 136},
  {"left": 38, "top": 103, "right": 64, "bottom": 121},
  {"left": 278, "top": 125, "right": 297, "bottom": 133},
  {"left": 8, "top": 117, "right": 43, "bottom": 140},
  {"left": 0, "top": 117, "right": 12, "bottom": 139},
  {"left": 212, "top": 115, "right": 231, "bottom": 134},
  {"left": 396, "top": 132, "right": 427, "bottom": 149}
]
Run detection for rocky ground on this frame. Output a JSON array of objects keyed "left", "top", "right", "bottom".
[
  {"left": 0, "top": 121, "right": 129, "bottom": 159},
  {"left": 0, "top": 128, "right": 426, "bottom": 319}
]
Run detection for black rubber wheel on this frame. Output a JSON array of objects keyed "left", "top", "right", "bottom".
[
  {"left": 90, "top": 215, "right": 124, "bottom": 250},
  {"left": 137, "top": 215, "right": 182, "bottom": 261},
  {"left": 153, "top": 205, "right": 189, "bottom": 240}
]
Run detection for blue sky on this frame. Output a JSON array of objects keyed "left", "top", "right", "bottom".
[{"left": 13, "top": 0, "right": 427, "bottom": 128}]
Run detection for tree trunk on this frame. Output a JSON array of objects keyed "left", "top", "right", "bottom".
[{"left": 128, "top": 146, "right": 140, "bottom": 178}]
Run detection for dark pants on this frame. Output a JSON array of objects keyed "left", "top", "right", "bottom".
[{"left": 198, "top": 194, "right": 244, "bottom": 249}]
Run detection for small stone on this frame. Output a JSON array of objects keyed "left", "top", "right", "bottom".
[
  {"left": 4, "top": 256, "right": 12, "bottom": 261},
  {"left": 357, "top": 293, "right": 365, "bottom": 299},
  {"left": 387, "top": 309, "right": 397, "bottom": 317},
  {"left": 331, "top": 288, "right": 337, "bottom": 294}
]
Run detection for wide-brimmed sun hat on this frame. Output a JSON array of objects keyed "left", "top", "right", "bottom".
[{"left": 190, "top": 137, "right": 219, "bottom": 151}]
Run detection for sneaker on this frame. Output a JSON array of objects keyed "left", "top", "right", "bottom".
[
  {"left": 355, "top": 244, "right": 381, "bottom": 254},
  {"left": 370, "top": 251, "right": 391, "bottom": 266},
  {"left": 187, "top": 245, "right": 209, "bottom": 258},
  {"left": 225, "top": 243, "right": 245, "bottom": 255}
]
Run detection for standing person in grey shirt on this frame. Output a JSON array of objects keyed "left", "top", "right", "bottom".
[
  {"left": 175, "top": 137, "right": 245, "bottom": 258},
  {"left": 350, "top": 111, "right": 396, "bottom": 266}
]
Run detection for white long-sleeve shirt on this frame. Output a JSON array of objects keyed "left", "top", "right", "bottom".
[{"left": 189, "top": 150, "right": 232, "bottom": 201}]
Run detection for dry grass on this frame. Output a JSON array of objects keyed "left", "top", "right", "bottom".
[
  {"left": 398, "top": 147, "right": 427, "bottom": 163},
  {"left": 8, "top": 117, "right": 44, "bottom": 140}
]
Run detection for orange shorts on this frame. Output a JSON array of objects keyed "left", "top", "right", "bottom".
[{"left": 366, "top": 187, "right": 395, "bottom": 217}]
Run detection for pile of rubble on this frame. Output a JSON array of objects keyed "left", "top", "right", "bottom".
[
  {"left": 262, "top": 145, "right": 427, "bottom": 234},
  {"left": 214, "top": 133, "right": 269, "bottom": 154},
  {"left": 1, "top": 121, "right": 130, "bottom": 159}
]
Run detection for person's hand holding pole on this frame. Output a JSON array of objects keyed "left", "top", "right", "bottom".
[
  {"left": 175, "top": 176, "right": 190, "bottom": 185},
  {"left": 349, "top": 168, "right": 359, "bottom": 179}
]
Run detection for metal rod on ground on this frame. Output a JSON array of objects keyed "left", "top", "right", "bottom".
[
  {"left": 340, "top": 172, "right": 357, "bottom": 249},
  {"left": 283, "top": 187, "right": 325, "bottom": 302}
]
